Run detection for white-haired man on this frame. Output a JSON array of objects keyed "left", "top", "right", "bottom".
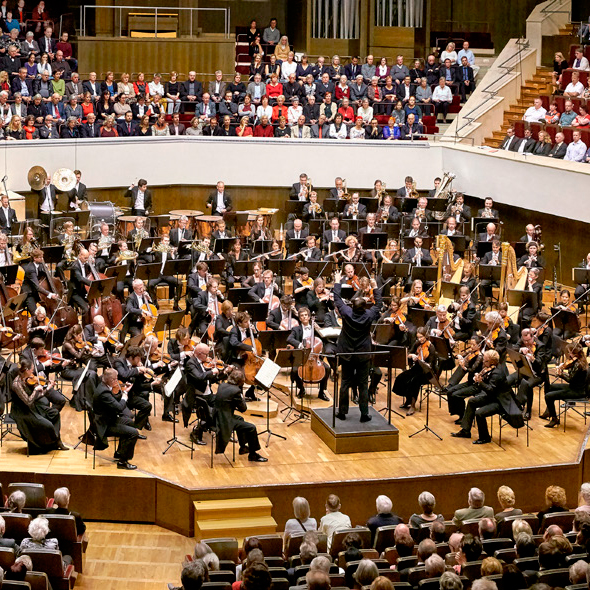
[
  {"left": 366, "top": 495, "right": 402, "bottom": 542},
  {"left": 48, "top": 486, "right": 86, "bottom": 535},
  {"left": 0, "top": 516, "right": 16, "bottom": 550},
  {"left": 452, "top": 487, "right": 494, "bottom": 526}
]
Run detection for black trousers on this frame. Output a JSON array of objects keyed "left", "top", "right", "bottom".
[
  {"left": 291, "top": 362, "right": 330, "bottom": 395},
  {"left": 352, "top": 366, "right": 382, "bottom": 400},
  {"left": 460, "top": 391, "right": 490, "bottom": 432},
  {"left": 507, "top": 371, "right": 546, "bottom": 414},
  {"left": 148, "top": 275, "right": 181, "bottom": 304},
  {"left": 475, "top": 401, "right": 502, "bottom": 440},
  {"left": 234, "top": 417, "right": 261, "bottom": 453},
  {"left": 338, "top": 357, "right": 370, "bottom": 417},
  {"left": 127, "top": 391, "right": 152, "bottom": 429},
  {"left": 45, "top": 386, "right": 66, "bottom": 412},
  {"left": 434, "top": 100, "right": 450, "bottom": 119},
  {"left": 106, "top": 415, "right": 138, "bottom": 461},
  {"left": 70, "top": 293, "right": 89, "bottom": 314},
  {"left": 545, "top": 384, "right": 587, "bottom": 419},
  {"left": 448, "top": 383, "right": 478, "bottom": 417}
]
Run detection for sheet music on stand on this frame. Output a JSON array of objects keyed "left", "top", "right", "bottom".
[
  {"left": 74, "top": 361, "right": 91, "bottom": 392},
  {"left": 255, "top": 358, "right": 281, "bottom": 390},
  {"left": 165, "top": 367, "right": 183, "bottom": 398}
]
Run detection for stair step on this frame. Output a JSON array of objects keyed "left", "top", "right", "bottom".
[
  {"left": 194, "top": 498, "right": 273, "bottom": 521},
  {"left": 195, "top": 516, "right": 278, "bottom": 540}
]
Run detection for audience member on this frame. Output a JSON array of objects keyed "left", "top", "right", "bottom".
[
  {"left": 366, "top": 495, "right": 402, "bottom": 541},
  {"left": 452, "top": 488, "right": 494, "bottom": 526},
  {"left": 284, "top": 497, "right": 317, "bottom": 548},
  {"left": 319, "top": 494, "right": 351, "bottom": 550},
  {"left": 0, "top": 515, "right": 17, "bottom": 550},
  {"left": 7, "top": 491, "right": 25, "bottom": 512},
  {"left": 409, "top": 491, "right": 444, "bottom": 528},
  {"left": 495, "top": 485, "right": 522, "bottom": 522}
]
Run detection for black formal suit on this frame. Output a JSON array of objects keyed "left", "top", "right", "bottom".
[
  {"left": 377, "top": 206, "right": 400, "bottom": 223},
  {"left": 450, "top": 300, "right": 477, "bottom": 340},
  {"left": 21, "top": 261, "right": 54, "bottom": 314},
  {"left": 289, "top": 182, "right": 306, "bottom": 199},
  {"left": 478, "top": 232, "right": 500, "bottom": 243},
  {"left": 69, "top": 259, "right": 91, "bottom": 313},
  {"left": 125, "top": 186, "right": 152, "bottom": 216},
  {"left": 395, "top": 83, "right": 415, "bottom": 102},
  {"left": 266, "top": 306, "right": 289, "bottom": 330},
  {"left": 83, "top": 323, "right": 114, "bottom": 368},
  {"left": 189, "top": 289, "right": 224, "bottom": 337},
  {"left": 248, "top": 281, "right": 282, "bottom": 302},
  {"left": 410, "top": 207, "right": 433, "bottom": 222},
  {"left": 333, "top": 283, "right": 383, "bottom": 418},
  {"left": 457, "top": 65, "right": 475, "bottom": 102},
  {"left": 532, "top": 141, "right": 552, "bottom": 157},
  {"left": 444, "top": 203, "right": 471, "bottom": 223},
  {"left": 519, "top": 281, "right": 543, "bottom": 328},
  {"left": 112, "top": 358, "right": 152, "bottom": 429},
  {"left": 180, "top": 80, "right": 204, "bottom": 112},
  {"left": 82, "top": 79, "right": 101, "bottom": 98},
  {"left": 117, "top": 120, "right": 137, "bottom": 137},
  {"left": 479, "top": 251, "right": 502, "bottom": 299},
  {"left": 343, "top": 202, "right": 367, "bottom": 219},
  {"left": 438, "top": 66, "right": 457, "bottom": 87},
  {"left": 148, "top": 250, "right": 181, "bottom": 305},
  {"left": 91, "top": 382, "right": 138, "bottom": 460},
  {"left": 517, "top": 253, "right": 545, "bottom": 269},
  {"left": 402, "top": 248, "right": 433, "bottom": 266},
  {"left": 345, "top": 63, "right": 362, "bottom": 80},
  {"left": 285, "top": 228, "right": 309, "bottom": 241},
  {"left": 67, "top": 182, "right": 87, "bottom": 208},
  {"left": 206, "top": 191, "right": 233, "bottom": 216},
  {"left": 79, "top": 121, "right": 101, "bottom": 138},
  {"left": 516, "top": 137, "right": 537, "bottom": 154},
  {"left": 122, "top": 291, "right": 152, "bottom": 339},
  {"left": 476, "top": 208, "right": 499, "bottom": 219},
  {"left": 169, "top": 227, "right": 193, "bottom": 257},
  {"left": 547, "top": 142, "right": 567, "bottom": 159},
  {"left": 297, "top": 246, "right": 322, "bottom": 262},
  {"left": 60, "top": 126, "right": 79, "bottom": 139},
  {"left": 35, "top": 184, "right": 58, "bottom": 217},
  {"left": 302, "top": 202, "right": 324, "bottom": 222},
  {"left": 322, "top": 229, "right": 347, "bottom": 250},
  {"left": 499, "top": 135, "right": 521, "bottom": 152},
  {"left": 0, "top": 205, "right": 17, "bottom": 232},
  {"left": 181, "top": 354, "right": 219, "bottom": 431}
]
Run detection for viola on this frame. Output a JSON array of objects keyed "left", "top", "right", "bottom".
[
  {"left": 149, "top": 351, "right": 174, "bottom": 364},
  {"left": 26, "top": 375, "right": 48, "bottom": 387},
  {"left": 75, "top": 340, "right": 92, "bottom": 352},
  {"left": 203, "top": 358, "right": 228, "bottom": 370},
  {"left": 42, "top": 317, "right": 57, "bottom": 330},
  {"left": 464, "top": 349, "right": 482, "bottom": 363},
  {"left": 183, "top": 338, "right": 199, "bottom": 353},
  {"left": 416, "top": 292, "right": 429, "bottom": 307},
  {"left": 391, "top": 311, "right": 406, "bottom": 326}
]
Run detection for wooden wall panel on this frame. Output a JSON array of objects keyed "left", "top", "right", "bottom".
[
  {"left": 78, "top": 37, "right": 235, "bottom": 78},
  {"left": 309, "top": 39, "right": 361, "bottom": 59}
]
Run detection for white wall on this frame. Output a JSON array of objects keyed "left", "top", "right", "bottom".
[
  {"left": 526, "top": 0, "right": 572, "bottom": 66},
  {"left": 8, "top": 137, "right": 590, "bottom": 223}
]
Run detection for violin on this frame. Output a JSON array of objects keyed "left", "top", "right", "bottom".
[
  {"left": 416, "top": 292, "right": 430, "bottom": 307},
  {"left": 142, "top": 367, "right": 157, "bottom": 381},
  {"left": 112, "top": 379, "right": 132, "bottom": 394},
  {"left": 42, "top": 317, "right": 57, "bottom": 330},
  {"left": 391, "top": 310, "right": 406, "bottom": 326},
  {"left": 418, "top": 341, "right": 429, "bottom": 361},
  {"left": 346, "top": 275, "right": 361, "bottom": 290},
  {"left": 37, "top": 350, "right": 67, "bottom": 365},
  {"left": 204, "top": 358, "right": 232, "bottom": 371},
  {"left": 75, "top": 340, "right": 93, "bottom": 352},
  {"left": 26, "top": 375, "right": 48, "bottom": 387},
  {"left": 149, "top": 351, "right": 174, "bottom": 364},
  {"left": 183, "top": 338, "right": 199, "bottom": 353},
  {"left": 557, "top": 357, "right": 577, "bottom": 375}
]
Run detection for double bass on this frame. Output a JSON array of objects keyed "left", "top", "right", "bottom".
[{"left": 38, "top": 260, "right": 78, "bottom": 328}]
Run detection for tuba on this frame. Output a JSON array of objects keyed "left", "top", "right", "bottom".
[{"left": 433, "top": 172, "right": 456, "bottom": 221}]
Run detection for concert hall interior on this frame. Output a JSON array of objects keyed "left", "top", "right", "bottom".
[{"left": 2, "top": 1, "right": 590, "bottom": 590}]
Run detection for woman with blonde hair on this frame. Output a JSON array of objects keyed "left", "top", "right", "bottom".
[
  {"left": 236, "top": 116, "right": 253, "bottom": 137},
  {"left": 552, "top": 51, "right": 568, "bottom": 88},
  {"left": 273, "top": 35, "right": 290, "bottom": 62},
  {"left": 495, "top": 485, "right": 522, "bottom": 522},
  {"left": 117, "top": 73, "right": 136, "bottom": 99},
  {"left": 537, "top": 485, "right": 568, "bottom": 528},
  {"left": 5, "top": 115, "right": 23, "bottom": 140},
  {"left": 134, "top": 114, "right": 152, "bottom": 137},
  {"left": 185, "top": 117, "right": 202, "bottom": 136},
  {"left": 532, "top": 129, "right": 552, "bottom": 157},
  {"left": 99, "top": 114, "right": 119, "bottom": 137}
]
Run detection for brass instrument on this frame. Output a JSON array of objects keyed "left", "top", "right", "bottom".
[
  {"left": 62, "top": 234, "right": 79, "bottom": 263},
  {"left": 97, "top": 234, "right": 115, "bottom": 250},
  {"left": 27, "top": 165, "right": 48, "bottom": 191},
  {"left": 152, "top": 242, "right": 177, "bottom": 255},
  {"left": 52, "top": 168, "right": 76, "bottom": 192},
  {"left": 116, "top": 250, "right": 138, "bottom": 263},
  {"left": 349, "top": 203, "right": 359, "bottom": 216},
  {"left": 376, "top": 182, "right": 387, "bottom": 209},
  {"left": 189, "top": 240, "right": 213, "bottom": 255},
  {"left": 133, "top": 228, "right": 149, "bottom": 250},
  {"left": 481, "top": 208, "right": 495, "bottom": 218},
  {"left": 432, "top": 172, "right": 456, "bottom": 221},
  {"left": 308, "top": 202, "right": 322, "bottom": 215},
  {"left": 13, "top": 238, "right": 37, "bottom": 263},
  {"left": 341, "top": 179, "right": 350, "bottom": 201}
]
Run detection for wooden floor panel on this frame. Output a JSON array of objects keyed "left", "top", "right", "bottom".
[{"left": 1, "top": 369, "right": 588, "bottom": 490}]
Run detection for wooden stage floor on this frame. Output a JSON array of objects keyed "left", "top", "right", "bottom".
[{"left": 1, "top": 368, "right": 589, "bottom": 492}]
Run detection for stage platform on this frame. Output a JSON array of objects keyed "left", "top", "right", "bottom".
[
  {"left": 1, "top": 372, "right": 590, "bottom": 537},
  {"left": 311, "top": 406, "right": 399, "bottom": 453}
]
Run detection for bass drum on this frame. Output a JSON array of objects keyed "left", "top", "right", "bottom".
[{"left": 87, "top": 201, "right": 116, "bottom": 235}]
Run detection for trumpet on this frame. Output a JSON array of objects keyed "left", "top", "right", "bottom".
[
  {"left": 308, "top": 202, "right": 322, "bottom": 214},
  {"left": 481, "top": 208, "right": 494, "bottom": 218},
  {"left": 349, "top": 203, "right": 359, "bottom": 216},
  {"left": 341, "top": 179, "right": 350, "bottom": 201}
]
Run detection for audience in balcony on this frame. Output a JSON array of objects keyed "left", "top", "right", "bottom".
[
  {"left": 572, "top": 48, "right": 590, "bottom": 72},
  {"left": 563, "top": 70, "right": 585, "bottom": 98},
  {"left": 564, "top": 129, "right": 587, "bottom": 161}
]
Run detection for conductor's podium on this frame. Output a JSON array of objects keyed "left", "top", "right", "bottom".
[{"left": 311, "top": 406, "right": 399, "bottom": 454}]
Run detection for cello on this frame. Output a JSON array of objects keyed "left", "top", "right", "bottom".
[
  {"left": 86, "top": 258, "right": 123, "bottom": 328},
  {"left": 298, "top": 314, "right": 326, "bottom": 384},
  {"left": 243, "top": 324, "right": 264, "bottom": 385},
  {"left": 38, "top": 259, "right": 78, "bottom": 328},
  {"left": 0, "top": 272, "right": 27, "bottom": 349}
]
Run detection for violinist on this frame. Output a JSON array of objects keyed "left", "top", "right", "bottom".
[
  {"left": 553, "top": 290, "right": 579, "bottom": 340},
  {"left": 27, "top": 306, "right": 54, "bottom": 341},
  {"left": 498, "top": 303, "right": 520, "bottom": 345},
  {"left": 517, "top": 241, "right": 545, "bottom": 270},
  {"left": 190, "top": 278, "right": 224, "bottom": 340},
  {"left": 169, "top": 215, "right": 194, "bottom": 254},
  {"left": 0, "top": 232, "right": 13, "bottom": 266},
  {"left": 21, "top": 249, "right": 58, "bottom": 315},
  {"left": 148, "top": 234, "right": 182, "bottom": 311},
  {"left": 530, "top": 311, "right": 552, "bottom": 350},
  {"left": 11, "top": 359, "right": 68, "bottom": 454},
  {"left": 376, "top": 194, "right": 400, "bottom": 223},
  {"left": 225, "top": 239, "right": 248, "bottom": 288},
  {"left": 425, "top": 305, "right": 455, "bottom": 369},
  {"left": 296, "top": 235, "right": 322, "bottom": 263},
  {"left": 266, "top": 295, "right": 298, "bottom": 330},
  {"left": 250, "top": 214, "right": 272, "bottom": 241},
  {"left": 519, "top": 267, "right": 543, "bottom": 329},
  {"left": 447, "top": 285, "right": 477, "bottom": 341},
  {"left": 109, "top": 240, "right": 136, "bottom": 301},
  {"left": 393, "top": 326, "right": 437, "bottom": 416},
  {"left": 242, "top": 261, "right": 264, "bottom": 288},
  {"left": 542, "top": 343, "right": 588, "bottom": 428},
  {"left": 306, "top": 279, "right": 332, "bottom": 325},
  {"left": 167, "top": 326, "right": 194, "bottom": 364},
  {"left": 248, "top": 269, "right": 282, "bottom": 305},
  {"left": 228, "top": 311, "right": 259, "bottom": 401},
  {"left": 302, "top": 192, "right": 323, "bottom": 222},
  {"left": 83, "top": 314, "right": 122, "bottom": 367},
  {"left": 451, "top": 349, "right": 522, "bottom": 445},
  {"left": 506, "top": 327, "right": 550, "bottom": 421},
  {"left": 479, "top": 311, "right": 508, "bottom": 363},
  {"left": 293, "top": 267, "right": 314, "bottom": 309},
  {"left": 142, "top": 334, "right": 179, "bottom": 423},
  {"left": 214, "top": 368, "right": 267, "bottom": 462},
  {"left": 69, "top": 249, "right": 91, "bottom": 314},
  {"left": 214, "top": 300, "right": 235, "bottom": 359},
  {"left": 286, "top": 307, "right": 330, "bottom": 401},
  {"left": 402, "top": 237, "right": 432, "bottom": 268},
  {"left": 401, "top": 279, "right": 433, "bottom": 311},
  {"left": 112, "top": 345, "right": 154, "bottom": 434},
  {"left": 380, "top": 296, "right": 410, "bottom": 347},
  {"left": 183, "top": 342, "right": 224, "bottom": 444},
  {"left": 123, "top": 279, "right": 156, "bottom": 340},
  {"left": 91, "top": 368, "right": 139, "bottom": 470},
  {"left": 20, "top": 338, "right": 68, "bottom": 412},
  {"left": 61, "top": 324, "right": 98, "bottom": 412},
  {"left": 446, "top": 336, "right": 484, "bottom": 421},
  {"left": 352, "top": 276, "right": 377, "bottom": 306},
  {"left": 479, "top": 239, "right": 502, "bottom": 304},
  {"left": 340, "top": 263, "right": 361, "bottom": 290}
]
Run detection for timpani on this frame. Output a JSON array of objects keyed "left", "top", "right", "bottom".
[
  {"left": 117, "top": 215, "right": 139, "bottom": 237},
  {"left": 196, "top": 215, "right": 222, "bottom": 238},
  {"left": 169, "top": 209, "right": 203, "bottom": 233}
]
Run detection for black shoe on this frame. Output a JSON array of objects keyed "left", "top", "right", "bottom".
[
  {"left": 318, "top": 391, "right": 329, "bottom": 402},
  {"left": 523, "top": 411, "right": 531, "bottom": 421},
  {"left": 56, "top": 441, "right": 69, "bottom": 451},
  {"left": 114, "top": 451, "right": 122, "bottom": 459},
  {"left": 451, "top": 429, "right": 471, "bottom": 438},
  {"left": 454, "top": 418, "right": 462, "bottom": 425},
  {"left": 246, "top": 393, "right": 259, "bottom": 402},
  {"left": 360, "top": 414, "right": 372, "bottom": 423},
  {"left": 117, "top": 461, "right": 137, "bottom": 470},
  {"left": 162, "top": 413, "right": 179, "bottom": 423},
  {"left": 248, "top": 452, "right": 268, "bottom": 462},
  {"left": 137, "top": 434, "right": 147, "bottom": 440},
  {"left": 352, "top": 395, "right": 359, "bottom": 404},
  {"left": 336, "top": 412, "right": 347, "bottom": 421},
  {"left": 239, "top": 446, "right": 250, "bottom": 455},
  {"left": 145, "top": 421, "right": 152, "bottom": 432},
  {"left": 473, "top": 438, "right": 492, "bottom": 445},
  {"left": 189, "top": 431, "right": 207, "bottom": 446},
  {"left": 369, "top": 394, "right": 376, "bottom": 404},
  {"left": 540, "top": 410, "right": 550, "bottom": 420},
  {"left": 545, "top": 418, "right": 560, "bottom": 428}
]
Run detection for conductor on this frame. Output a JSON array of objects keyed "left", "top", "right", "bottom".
[{"left": 333, "top": 270, "right": 383, "bottom": 422}]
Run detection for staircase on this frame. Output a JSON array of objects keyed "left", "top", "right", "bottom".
[
  {"left": 483, "top": 66, "right": 553, "bottom": 147},
  {"left": 194, "top": 497, "right": 277, "bottom": 540}
]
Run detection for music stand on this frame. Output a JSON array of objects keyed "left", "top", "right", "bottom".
[
  {"left": 163, "top": 258, "right": 191, "bottom": 278},
  {"left": 346, "top": 262, "right": 371, "bottom": 279},
  {"left": 257, "top": 330, "right": 290, "bottom": 353},
  {"left": 41, "top": 245, "right": 65, "bottom": 265},
  {"left": 440, "top": 281, "right": 460, "bottom": 303},
  {"left": 573, "top": 268, "right": 590, "bottom": 287},
  {"left": 135, "top": 262, "right": 162, "bottom": 283},
  {"left": 372, "top": 345, "right": 407, "bottom": 422},
  {"left": 409, "top": 359, "right": 443, "bottom": 440},
  {"left": 382, "top": 263, "right": 411, "bottom": 286},
  {"left": 213, "top": 237, "right": 234, "bottom": 255},
  {"left": 138, "top": 237, "right": 161, "bottom": 252},
  {"left": 381, "top": 223, "right": 402, "bottom": 239},
  {"left": 476, "top": 241, "right": 493, "bottom": 259},
  {"left": 403, "top": 236, "right": 431, "bottom": 250},
  {"left": 478, "top": 264, "right": 502, "bottom": 283},
  {"left": 148, "top": 215, "right": 171, "bottom": 235},
  {"left": 227, "top": 288, "right": 251, "bottom": 306},
  {"left": 87, "top": 278, "right": 116, "bottom": 302},
  {"left": 105, "top": 265, "right": 128, "bottom": 282},
  {"left": 406, "top": 307, "right": 436, "bottom": 327},
  {"left": 360, "top": 232, "right": 388, "bottom": 251},
  {"left": 428, "top": 198, "right": 447, "bottom": 217},
  {"left": 252, "top": 240, "right": 273, "bottom": 256},
  {"left": 323, "top": 199, "right": 346, "bottom": 217},
  {"left": 0, "top": 264, "right": 18, "bottom": 285},
  {"left": 511, "top": 242, "right": 527, "bottom": 259},
  {"left": 286, "top": 201, "right": 305, "bottom": 216},
  {"left": 237, "top": 302, "right": 268, "bottom": 323},
  {"left": 359, "top": 197, "right": 379, "bottom": 213},
  {"left": 507, "top": 290, "right": 539, "bottom": 319},
  {"left": 267, "top": 259, "right": 297, "bottom": 283},
  {"left": 305, "top": 261, "right": 333, "bottom": 278},
  {"left": 207, "top": 259, "right": 226, "bottom": 276},
  {"left": 275, "top": 347, "right": 311, "bottom": 425},
  {"left": 308, "top": 219, "right": 323, "bottom": 237},
  {"left": 45, "top": 325, "right": 69, "bottom": 349},
  {"left": 339, "top": 285, "right": 355, "bottom": 301},
  {"left": 253, "top": 357, "right": 287, "bottom": 446},
  {"left": 396, "top": 196, "right": 417, "bottom": 212},
  {"left": 445, "top": 235, "right": 467, "bottom": 254},
  {"left": 234, "top": 261, "right": 260, "bottom": 277},
  {"left": 2, "top": 292, "right": 26, "bottom": 317},
  {"left": 328, "top": 242, "right": 347, "bottom": 256},
  {"left": 471, "top": 216, "right": 499, "bottom": 234},
  {"left": 410, "top": 266, "right": 438, "bottom": 285},
  {"left": 287, "top": 238, "right": 306, "bottom": 256},
  {"left": 550, "top": 307, "right": 581, "bottom": 336}
]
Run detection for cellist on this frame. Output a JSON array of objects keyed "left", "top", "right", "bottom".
[
  {"left": 21, "top": 249, "right": 58, "bottom": 314},
  {"left": 286, "top": 307, "right": 329, "bottom": 401},
  {"left": 228, "top": 311, "right": 260, "bottom": 402}
]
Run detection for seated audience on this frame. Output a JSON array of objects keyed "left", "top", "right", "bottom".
[
  {"left": 495, "top": 485, "right": 522, "bottom": 522},
  {"left": 452, "top": 487, "right": 494, "bottom": 526},
  {"left": 366, "top": 495, "right": 402, "bottom": 541},
  {"left": 409, "top": 491, "right": 444, "bottom": 528},
  {"left": 319, "top": 494, "right": 351, "bottom": 550}
]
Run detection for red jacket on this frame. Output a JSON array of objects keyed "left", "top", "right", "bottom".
[{"left": 254, "top": 124, "right": 274, "bottom": 137}]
